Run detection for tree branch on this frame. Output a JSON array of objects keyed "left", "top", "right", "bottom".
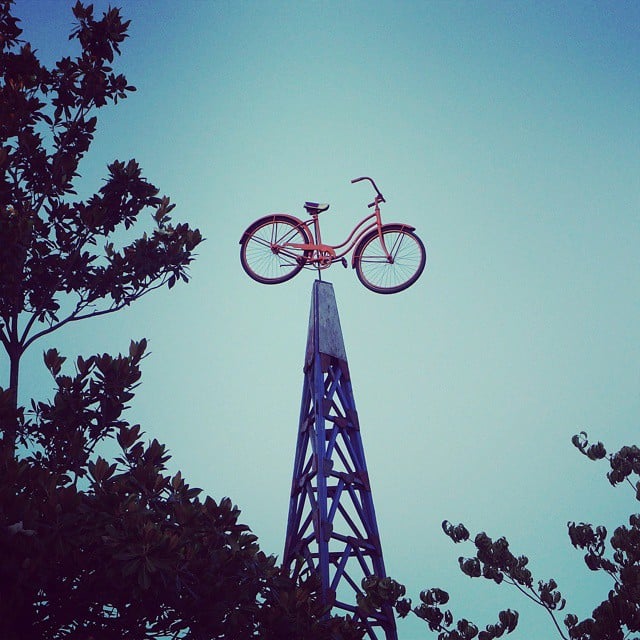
[
  {"left": 505, "top": 579, "right": 568, "bottom": 640},
  {"left": 541, "top": 605, "right": 569, "bottom": 640},
  {"left": 505, "top": 578, "right": 543, "bottom": 608},
  {"left": 9, "top": 312, "right": 19, "bottom": 344},
  {"left": 22, "top": 278, "right": 168, "bottom": 351},
  {"left": 0, "top": 324, "right": 10, "bottom": 353},
  {"left": 19, "top": 311, "right": 40, "bottom": 348},
  {"left": 21, "top": 298, "right": 85, "bottom": 351},
  {"left": 623, "top": 476, "right": 637, "bottom": 494}
]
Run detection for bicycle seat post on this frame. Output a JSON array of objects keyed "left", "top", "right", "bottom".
[
  {"left": 312, "top": 213, "right": 322, "bottom": 280},
  {"left": 304, "top": 202, "right": 329, "bottom": 281}
]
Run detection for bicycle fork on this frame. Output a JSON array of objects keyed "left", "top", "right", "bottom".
[{"left": 374, "top": 203, "right": 394, "bottom": 263}]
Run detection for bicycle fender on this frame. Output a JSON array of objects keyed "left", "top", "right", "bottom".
[
  {"left": 351, "top": 223, "right": 417, "bottom": 268},
  {"left": 239, "top": 214, "right": 308, "bottom": 244}
]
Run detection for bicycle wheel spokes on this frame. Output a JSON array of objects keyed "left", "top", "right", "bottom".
[
  {"left": 240, "top": 216, "right": 311, "bottom": 284},
  {"left": 356, "top": 228, "right": 426, "bottom": 294}
]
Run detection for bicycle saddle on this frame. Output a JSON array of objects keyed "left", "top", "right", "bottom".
[{"left": 304, "top": 202, "right": 330, "bottom": 214}]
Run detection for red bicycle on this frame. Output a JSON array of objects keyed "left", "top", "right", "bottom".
[{"left": 239, "top": 177, "right": 426, "bottom": 294}]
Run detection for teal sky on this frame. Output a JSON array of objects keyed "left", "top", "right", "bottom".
[{"left": 10, "top": 1, "right": 640, "bottom": 638}]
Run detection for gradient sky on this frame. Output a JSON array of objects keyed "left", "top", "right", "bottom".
[{"left": 9, "top": 1, "right": 640, "bottom": 638}]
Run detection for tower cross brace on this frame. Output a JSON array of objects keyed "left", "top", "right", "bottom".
[{"left": 283, "top": 280, "right": 398, "bottom": 640}]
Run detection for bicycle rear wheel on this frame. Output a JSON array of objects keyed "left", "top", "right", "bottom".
[
  {"left": 240, "top": 215, "right": 313, "bottom": 284},
  {"left": 354, "top": 226, "right": 426, "bottom": 294}
]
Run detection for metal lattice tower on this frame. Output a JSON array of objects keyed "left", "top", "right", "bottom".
[{"left": 283, "top": 280, "right": 398, "bottom": 640}]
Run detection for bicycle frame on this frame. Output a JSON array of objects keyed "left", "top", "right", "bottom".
[{"left": 285, "top": 198, "right": 392, "bottom": 269}]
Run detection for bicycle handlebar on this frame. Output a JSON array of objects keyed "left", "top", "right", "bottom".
[{"left": 351, "top": 176, "right": 386, "bottom": 206}]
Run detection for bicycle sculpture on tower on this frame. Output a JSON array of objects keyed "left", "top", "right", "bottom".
[
  {"left": 240, "top": 178, "right": 423, "bottom": 639},
  {"left": 239, "top": 177, "right": 426, "bottom": 293}
]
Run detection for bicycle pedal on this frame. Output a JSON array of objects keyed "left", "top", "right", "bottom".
[{"left": 341, "top": 257, "right": 348, "bottom": 268}]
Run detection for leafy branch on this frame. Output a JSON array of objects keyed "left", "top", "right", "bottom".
[{"left": 0, "top": 1, "right": 203, "bottom": 450}]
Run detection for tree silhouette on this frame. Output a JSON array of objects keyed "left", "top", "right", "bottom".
[
  {"left": 0, "top": 3, "right": 364, "bottom": 638},
  {"left": 360, "top": 433, "right": 640, "bottom": 640},
  {"left": 0, "top": 0, "right": 202, "bottom": 449}
]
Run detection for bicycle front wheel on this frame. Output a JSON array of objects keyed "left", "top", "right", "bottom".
[
  {"left": 240, "top": 215, "right": 313, "bottom": 284},
  {"left": 354, "top": 226, "right": 426, "bottom": 294}
]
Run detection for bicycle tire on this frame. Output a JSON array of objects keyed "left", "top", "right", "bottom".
[
  {"left": 240, "top": 214, "right": 313, "bottom": 284},
  {"left": 353, "top": 225, "right": 426, "bottom": 294}
]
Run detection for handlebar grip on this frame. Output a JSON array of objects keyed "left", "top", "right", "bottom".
[{"left": 351, "top": 177, "right": 366, "bottom": 184}]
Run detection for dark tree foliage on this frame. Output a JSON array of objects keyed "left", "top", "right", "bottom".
[
  {"left": 360, "top": 433, "right": 640, "bottom": 640},
  {"left": 563, "top": 433, "right": 640, "bottom": 640},
  {"left": 0, "top": 3, "right": 364, "bottom": 638},
  {"left": 0, "top": 0, "right": 202, "bottom": 447},
  {"left": 0, "top": 341, "right": 365, "bottom": 639}
]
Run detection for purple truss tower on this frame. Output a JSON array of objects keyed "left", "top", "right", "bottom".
[{"left": 283, "top": 280, "right": 398, "bottom": 640}]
